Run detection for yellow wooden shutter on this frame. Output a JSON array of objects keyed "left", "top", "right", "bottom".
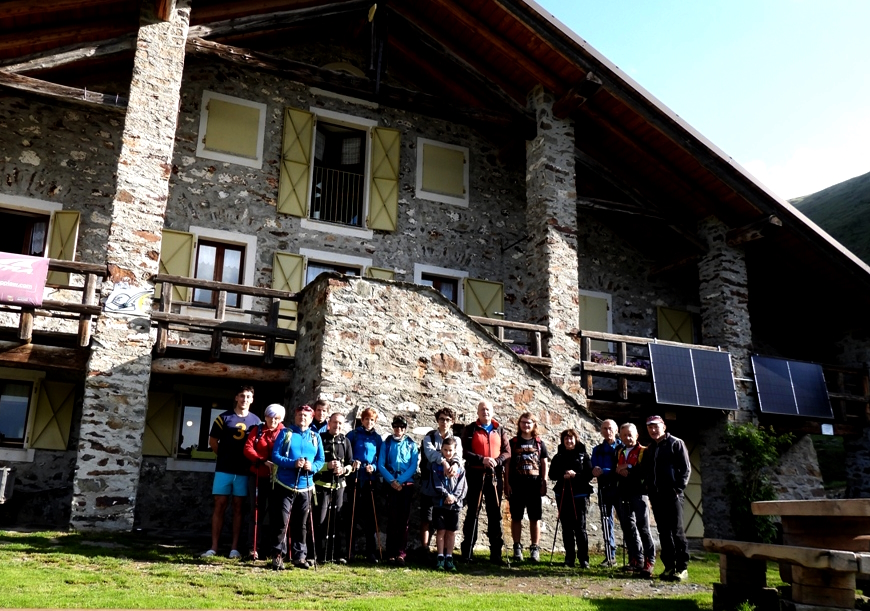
[
  {"left": 158, "top": 229, "right": 195, "bottom": 302},
  {"left": 272, "top": 252, "right": 305, "bottom": 357},
  {"left": 27, "top": 380, "right": 75, "bottom": 450},
  {"left": 278, "top": 107, "right": 314, "bottom": 217},
  {"left": 464, "top": 278, "right": 504, "bottom": 319},
  {"left": 204, "top": 99, "right": 260, "bottom": 159},
  {"left": 367, "top": 127, "right": 400, "bottom": 231},
  {"left": 657, "top": 307, "right": 695, "bottom": 344},
  {"left": 422, "top": 143, "right": 466, "bottom": 196},
  {"left": 579, "top": 293, "right": 610, "bottom": 352},
  {"left": 142, "top": 392, "right": 179, "bottom": 457},
  {"left": 683, "top": 440, "right": 704, "bottom": 537},
  {"left": 46, "top": 210, "right": 80, "bottom": 285},
  {"left": 365, "top": 267, "right": 395, "bottom": 281}
]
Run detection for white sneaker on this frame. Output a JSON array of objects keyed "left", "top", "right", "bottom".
[
  {"left": 200, "top": 549, "right": 217, "bottom": 558},
  {"left": 228, "top": 549, "right": 241, "bottom": 559}
]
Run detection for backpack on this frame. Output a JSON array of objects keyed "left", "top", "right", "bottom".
[
  {"left": 279, "top": 427, "right": 319, "bottom": 457},
  {"left": 509, "top": 435, "right": 544, "bottom": 477},
  {"left": 418, "top": 429, "right": 439, "bottom": 473}
]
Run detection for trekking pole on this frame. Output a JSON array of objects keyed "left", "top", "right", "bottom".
[
  {"left": 598, "top": 484, "right": 614, "bottom": 564},
  {"left": 307, "top": 486, "right": 318, "bottom": 571},
  {"left": 466, "top": 471, "right": 486, "bottom": 562},
  {"left": 549, "top": 481, "right": 567, "bottom": 565},
  {"left": 327, "top": 485, "right": 338, "bottom": 563},
  {"left": 370, "top": 481, "right": 383, "bottom": 562},
  {"left": 287, "top": 467, "right": 302, "bottom": 555},
  {"left": 347, "top": 476, "right": 358, "bottom": 561},
  {"left": 252, "top": 473, "right": 260, "bottom": 561},
  {"left": 492, "top": 472, "right": 508, "bottom": 567}
]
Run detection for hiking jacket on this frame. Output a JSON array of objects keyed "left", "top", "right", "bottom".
[
  {"left": 346, "top": 425, "right": 383, "bottom": 485},
  {"left": 377, "top": 434, "right": 419, "bottom": 485},
  {"left": 549, "top": 441, "right": 594, "bottom": 498},
  {"left": 616, "top": 443, "right": 647, "bottom": 499},
  {"left": 591, "top": 439, "right": 625, "bottom": 490},
  {"left": 461, "top": 419, "right": 510, "bottom": 472},
  {"left": 272, "top": 424, "right": 325, "bottom": 491},
  {"left": 313, "top": 431, "right": 354, "bottom": 489},
  {"left": 422, "top": 458, "right": 468, "bottom": 510},
  {"left": 243, "top": 422, "right": 285, "bottom": 478},
  {"left": 421, "top": 429, "right": 464, "bottom": 472},
  {"left": 642, "top": 433, "right": 691, "bottom": 495}
]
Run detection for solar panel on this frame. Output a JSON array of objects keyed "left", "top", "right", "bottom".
[
  {"left": 649, "top": 343, "right": 738, "bottom": 410},
  {"left": 752, "top": 356, "right": 833, "bottom": 418}
]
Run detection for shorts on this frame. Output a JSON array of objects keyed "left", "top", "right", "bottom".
[
  {"left": 420, "top": 494, "right": 434, "bottom": 522},
  {"left": 509, "top": 479, "right": 543, "bottom": 521},
  {"left": 212, "top": 471, "right": 249, "bottom": 497},
  {"left": 432, "top": 506, "right": 460, "bottom": 532}
]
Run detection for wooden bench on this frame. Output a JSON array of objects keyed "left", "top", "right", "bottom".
[{"left": 705, "top": 538, "right": 870, "bottom": 610}]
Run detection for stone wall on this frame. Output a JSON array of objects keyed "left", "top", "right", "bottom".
[
  {"left": 134, "top": 458, "right": 214, "bottom": 533},
  {"left": 767, "top": 435, "right": 826, "bottom": 499},
  {"left": 291, "top": 274, "right": 601, "bottom": 550},
  {"left": 0, "top": 450, "right": 76, "bottom": 529}
]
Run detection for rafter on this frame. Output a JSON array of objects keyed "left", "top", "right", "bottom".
[
  {"left": 186, "top": 37, "right": 534, "bottom": 134},
  {"left": 553, "top": 72, "right": 602, "bottom": 119},
  {"left": 577, "top": 196, "right": 664, "bottom": 221},
  {"left": 0, "top": 70, "right": 127, "bottom": 110},
  {"left": 726, "top": 214, "right": 782, "bottom": 246},
  {"left": 1, "top": 33, "right": 136, "bottom": 73}
]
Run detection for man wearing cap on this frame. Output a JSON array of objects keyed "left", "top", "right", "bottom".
[
  {"left": 270, "top": 404, "right": 325, "bottom": 570},
  {"left": 643, "top": 415, "right": 691, "bottom": 582},
  {"left": 377, "top": 415, "right": 419, "bottom": 565}
]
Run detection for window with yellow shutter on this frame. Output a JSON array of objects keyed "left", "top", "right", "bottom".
[
  {"left": 196, "top": 91, "right": 267, "bottom": 169},
  {"left": 415, "top": 137, "right": 469, "bottom": 208},
  {"left": 579, "top": 290, "right": 612, "bottom": 352}
]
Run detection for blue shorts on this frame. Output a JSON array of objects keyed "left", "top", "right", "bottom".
[{"left": 213, "top": 471, "right": 249, "bottom": 497}]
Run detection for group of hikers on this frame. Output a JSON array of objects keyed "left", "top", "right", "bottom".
[{"left": 200, "top": 386, "right": 692, "bottom": 582}]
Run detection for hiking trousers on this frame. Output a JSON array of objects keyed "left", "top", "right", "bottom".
[
  {"left": 618, "top": 494, "right": 655, "bottom": 565},
  {"left": 649, "top": 490, "right": 689, "bottom": 572},
  {"left": 271, "top": 484, "right": 312, "bottom": 561},
  {"left": 461, "top": 470, "right": 503, "bottom": 558},
  {"left": 556, "top": 493, "right": 588, "bottom": 565}
]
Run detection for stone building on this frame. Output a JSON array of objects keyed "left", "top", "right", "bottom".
[{"left": 0, "top": 0, "right": 867, "bottom": 546}]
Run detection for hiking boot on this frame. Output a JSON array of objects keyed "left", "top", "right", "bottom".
[
  {"left": 673, "top": 569, "right": 688, "bottom": 582},
  {"left": 528, "top": 544, "right": 541, "bottom": 563},
  {"left": 200, "top": 549, "right": 216, "bottom": 558},
  {"left": 271, "top": 556, "right": 285, "bottom": 571},
  {"left": 228, "top": 549, "right": 241, "bottom": 559},
  {"left": 640, "top": 560, "right": 655, "bottom": 578},
  {"left": 490, "top": 551, "right": 505, "bottom": 565},
  {"left": 250, "top": 552, "right": 259, "bottom": 562},
  {"left": 292, "top": 558, "right": 310, "bottom": 570},
  {"left": 436, "top": 557, "right": 445, "bottom": 571},
  {"left": 580, "top": 560, "right": 590, "bottom": 569},
  {"left": 622, "top": 558, "right": 640, "bottom": 572},
  {"left": 337, "top": 557, "right": 347, "bottom": 565},
  {"left": 367, "top": 554, "right": 379, "bottom": 565},
  {"left": 395, "top": 553, "right": 406, "bottom": 566},
  {"left": 512, "top": 543, "right": 524, "bottom": 562},
  {"left": 445, "top": 557, "right": 456, "bottom": 572},
  {"left": 658, "top": 568, "right": 675, "bottom": 581},
  {"left": 599, "top": 557, "right": 616, "bottom": 568}
]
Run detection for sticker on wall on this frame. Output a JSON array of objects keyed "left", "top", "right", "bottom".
[{"left": 104, "top": 280, "right": 154, "bottom": 316}]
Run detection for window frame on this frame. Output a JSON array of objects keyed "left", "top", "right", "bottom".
[
  {"left": 0, "top": 367, "right": 46, "bottom": 463},
  {"left": 414, "top": 263, "right": 468, "bottom": 308},
  {"left": 0, "top": 195, "right": 62, "bottom": 259},
  {"left": 195, "top": 90, "right": 267, "bottom": 169},
  {"left": 300, "top": 248, "right": 373, "bottom": 286},
  {"left": 192, "top": 238, "right": 246, "bottom": 308},
  {"left": 415, "top": 137, "right": 470, "bottom": 208},
  {"left": 300, "top": 108, "right": 378, "bottom": 238}
]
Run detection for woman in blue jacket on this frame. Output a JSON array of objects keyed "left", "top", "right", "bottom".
[
  {"left": 346, "top": 407, "right": 383, "bottom": 563},
  {"left": 377, "top": 414, "right": 419, "bottom": 565}
]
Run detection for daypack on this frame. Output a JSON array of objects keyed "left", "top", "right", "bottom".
[{"left": 418, "top": 429, "right": 439, "bottom": 473}]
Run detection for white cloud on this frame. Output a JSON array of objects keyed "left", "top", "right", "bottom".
[{"left": 743, "top": 114, "right": 870, "bottom": 200}]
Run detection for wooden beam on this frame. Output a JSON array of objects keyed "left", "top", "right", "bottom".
[
  {"left": 0, "top": 341, "right": 89, "bottom": 371},
  {"left": 185, "top": 37, "right": 533, "bottom": 133},
  {"left": 1, "top": 34, "right": 137, "bottom": 73},
  {"left": 156, "top": 0, "right": 176, "bottom": 22},
  {"left": 186, "top": 0, "right": 370, "bottom": 39},
  {"left": 726, "top": 214, "right": 782, "bottom": 246},
  {"left": 578, "top": 196, "right": 664, "bottom": 220},
  {"left": 648, "top": 254, "right": 700, "bottom": 278},
  {"left": 151, "top": 358, "right": 292, "bottom": 382},
  {"left": 0, "top": 20, "right": 133, "bottom": 59},
  {"left": 553, "top": 72, "right": 602, "bottom": 119},
  {"left": 0, "top": 70, "right": 127, "bottom": 110}
]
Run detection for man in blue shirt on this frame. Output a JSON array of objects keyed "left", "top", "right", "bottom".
[{"left": 591, "top": 419, "right": 623, "bottom": 567}]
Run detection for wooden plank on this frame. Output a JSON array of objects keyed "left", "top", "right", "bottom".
[
  {"left": 617, "top": 341, "right": 628, "bottom": 400},
  {"left": 469, "top": 315, "right": 548, "bottom": 333},
  {"left": 155, "top": 281, "right": 172, "bottom": 354},
  {"left": 77, "top": 272, "right": 98, "bottom": 348},
  {"left": 582, "top": 361, "right": 650, "bottom": 377},
  {"left": 792, "top": 566, "right": 857, "bottom": 589},
  {"left": 151, "top": 358, "right": 292, "bottom": 383},
  {"left": 726, "top": 214, "right": 783, "bottom": 246},
  {"left": 518, "top": 355, "right": 552, "bottom": 366},
  {"left": 753, "top": 500, "right": 870, "bottom": 518},
  {"left": 0, "top": 70, "right": 127, "bottom": 110},
  {"left": 2, "top": 33, "right": 137, "bottom": 73},
  {"left": 719, "top": 554, "right": 767, "bottom": 588},
  {"left": 150, "top": 311, "right": 299, "bottom": 340},
  {"left": 17, "top": 308, "right": 34, "bottom": 343},
  {"left": 791, "top": 582, "right": 855, "bottom": 608},
  {"left": 210, "top": 290, "right": 227, "bottom": 360},
  {"left": 703, "top": 539, "right": 859, "bottom": 572},
  {"left": 47, "top": 259, "right": 107, "bottom": 275},
  {"left": 40, "top": 301, "right": 102, "bottom": 316},
  {"left": 0, "top": 341, "right": 88, "bottom": 371},
  {"left": 154, "top": 273, "right": 297, "bottom": 300},
  {"left": 580, "top": 329, "right": 721, "bottom": 351}
]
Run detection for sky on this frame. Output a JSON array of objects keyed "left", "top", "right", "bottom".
[{"left": 535, "top": 0, "right": 870, "bottom": 200}]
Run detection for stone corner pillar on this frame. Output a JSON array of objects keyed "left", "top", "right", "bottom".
[
  {"left": 523, "top": 85, "right": 584, "bottom": 404},
  {"left": 70, "top": 0, "right": 191, "bottom": 531}
]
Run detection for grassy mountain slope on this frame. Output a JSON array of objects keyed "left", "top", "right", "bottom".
[{"left": 791, "top": 170, "right": 870, "bottom": 264}]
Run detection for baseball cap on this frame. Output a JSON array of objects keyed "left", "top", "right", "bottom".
[{"left": 646, "top": 415, "right": 664, "bottom": 425}]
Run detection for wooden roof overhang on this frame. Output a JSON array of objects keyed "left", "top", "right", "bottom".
[{"left": 2, "top": 0, "right": 869, "bottom": 347}]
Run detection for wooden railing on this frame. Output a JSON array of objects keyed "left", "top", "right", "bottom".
[
  {"left": 0, "top": 259, "right": 106, "bottom": 347},
  {"left": 152, "top": 274, "right": 299, "bottom": 364},
  {"left": 469, "top": 315, "right": 551, "bottom": 367}
]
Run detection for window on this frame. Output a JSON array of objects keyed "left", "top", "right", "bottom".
[
  {"left": 0, "top": 210, "right": 49, "bottom": 256},
  {"left": 0, "top": 380, "right": 34, "bottom": 448},
  {"left": 414, "top": 264, "right": 468, "bottom": 308},
  {"left": 196, "top": 91, "right": 267, "bottom": 169},
  {"left": 657, "top": 307, "right": 700, "bottom": 344},
  {"left": 306, "top": 260, "right": 360, "bottom": 285},
  {"left": 299, "top": 248, "right": 372, "bottom": 286},
  {"left": 579, "top": 290, "right": 612, "bottom": 352},
  {"left": 178, "top": 397, "right": 225, "bottom": 460},
  {"left": 415, "top": 137, "right": 469, "bottom": 207},
  {"left": 278, "top": 107, "right": 400, "bottom": 234},
  {"left": 193, "top": 239, "right": 244, "bottom": 308}
]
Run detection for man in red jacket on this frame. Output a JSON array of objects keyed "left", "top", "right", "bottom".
[{"left": 460, "top": 400, "right": 510, "bottom": 563}]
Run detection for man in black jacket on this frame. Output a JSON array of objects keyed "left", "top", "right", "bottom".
[
  {"left": 314, "top": 412, "right": 354, "bottom": 564},
  {"left": 643, "top": 415, "right": 691, "bottom": 582}
]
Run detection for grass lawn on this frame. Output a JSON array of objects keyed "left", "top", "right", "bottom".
[{"left": 0, "top": 531, "right": 785, "bottom": 610}]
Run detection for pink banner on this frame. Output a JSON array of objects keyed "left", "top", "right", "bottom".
[{"left": 0, "top": 253, "right": 49, "bottom": 307}]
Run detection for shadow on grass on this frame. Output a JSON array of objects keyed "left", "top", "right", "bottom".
[
  {"left": 589, "top": 601, "right": 707, "bottom": 611},
  {"left": 0, "top": 530, "right": 196, "bottom": 563}
]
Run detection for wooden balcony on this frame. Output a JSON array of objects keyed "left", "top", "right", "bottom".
[{"left": 468, "top": 315, "right": 551, "bottom": 367}]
